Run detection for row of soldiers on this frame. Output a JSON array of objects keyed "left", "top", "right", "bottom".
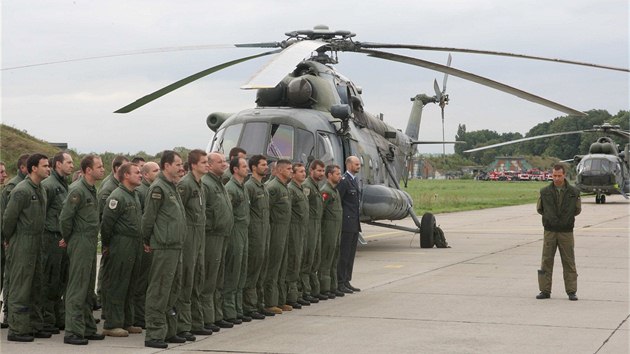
[{"left": 0, "top": 148, "right": 362, "bottom": 348}]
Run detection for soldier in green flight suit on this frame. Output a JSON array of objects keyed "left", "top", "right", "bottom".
[
  {"left": 286, "top": 163, "right": 310, "bottom": 309},
  {"left": 243, "top": 155, "right": 270, "bottom": 319},
  {"left": 59, "top": 155, "right": 106, "bottom": 345},
  {"left": 3, "top": 154, "right": 50, "bottom": 342},
  {"left": 318, "top": 164, "right": 343, "bottom": 298},
  {"left": 100, "top": 163, "right": 144, "bottom": 338},
  {"left": 263, "top": 159, "right": 293, "bottom": 314},
  {"left": 1, "top": 153, "right": 29, "bottom": 328},
  {"left": 300, "top": 160, "right": 325, "bottom": 302},
  {"left": 175, "top": 150, "right": 212, "bottom": 339},
  {"left": 221, "top": 147, "right": 247, "bottom": 184},
  {"left": 142, "top": 151, "right": 187, "bottom": 349},
  {"left": 200, "top": 152, "right": 234, "bottom": 331},
  {"left": 132, "top": 161, "right": 160, "bottom": 328},
  {"left": 40, "top": 152, "right": 74, "bottom": 332},
  {"left": 223, "top": 157, "right": 251, "bottom": 324}
]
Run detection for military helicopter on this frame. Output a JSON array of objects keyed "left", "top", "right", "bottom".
[
  {"left": 114, "top": 25, "right": 628, "bottom": 247},
  {"left": 464, "top": 123, "right": 630, "bottom": 204}
]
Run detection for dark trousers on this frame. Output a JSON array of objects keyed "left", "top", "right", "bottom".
[{"left": 337, "top": 231, "right": 359, "bottom": 285}]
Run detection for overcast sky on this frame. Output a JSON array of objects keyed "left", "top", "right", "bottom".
[{"left": 2, "top": 0, "right": 628, "bottom": 155}]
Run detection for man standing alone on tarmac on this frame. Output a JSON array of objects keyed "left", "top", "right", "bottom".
[
  {"left": 536, "top": 163, "right": 581, "bottom": 301},
  {"left": 337, "top": 156, "right": 362, "bottom": 294}
]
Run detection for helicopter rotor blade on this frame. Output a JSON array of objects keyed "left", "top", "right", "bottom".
[
  {"left": 584, "top": 128, "right": 630, "bottom": 140},
  {"left": 442, "top": 54, "right": 452, "bottom": 93},
  {"left": 114, "top": 49, "right": 280, "bottom": 113},
  {"left": 410, "top": 140, "right": 464, "bottom": 145},
  {"left": 234, "top": 42, "right": 283, "bottom": 48},
  {"left": 360, "top": 49, "right": 587, "bottom": 117},
  {"left": 241, "top": 39, "right": 328, "bottom": 89},
  {"left": 433, "top": 79, "right": 441, "bottom": 100},
  {"left": 463, "top": 130, "right": 586, "bottom": 153},
  {"left": 358, "top": 43, "right": 630, "bottom": 73}
]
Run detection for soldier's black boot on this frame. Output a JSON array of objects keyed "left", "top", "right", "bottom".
[
  {"left": 568, "top": 293, "right": 578, "bottom": 301},
  {"left": 536, "top": 292, "right": 550, "bottom": 299}
]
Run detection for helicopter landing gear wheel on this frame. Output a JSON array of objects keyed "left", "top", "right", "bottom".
[{"left": 420, "top": 213, "right": 435, "bottom": 248}]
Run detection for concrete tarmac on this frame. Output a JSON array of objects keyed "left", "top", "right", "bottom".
[{"left": 1, "top": 195, "right": 628, "bottom": 353}]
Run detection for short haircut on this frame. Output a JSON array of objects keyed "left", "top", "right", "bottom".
[
  {"left": 188, "top": 149, "right": 207, "bottom": 166},
  {"left": 117, "top": 162, "right": 138, "bottom": 181},
  {"left": 131, "top": 156, "right": 145, "bottom": 164},
  {"left": 17, "top": 154, "right": 30, "bottom": 169},
  {"left": 248, "top": 154, "right": 267, "bottom": 171},
  {"left": 228, "top": 147, "right": 247, "bottom": 160},
  {"left": 27, "top": 153, "right": 48, "bottom": 173},
  {"left": 160, "top": 150, "right": 181, "bottom": 170},
  {"left": 325, "top": 164, "right": 340, "bottom": 177},
  {"left": 52, "top": 151, "right": 70, "bottom": 169},
  {"left": 112, "top": 155, "right": 129, "bottom": 172},
  {"left": 276, "top": 159, "right": 292, "bottom": 168},
  {"left": 310, "top": 159, "right": 325, "bottom": 170},
  {"left": 345, "top": 155, "right": 358, "bottom": 166},
  {"left": 81, "top": 154, "right": 100, "bottom": 173},
  {"left": 553, "top": 163, "right": 567, "bottom": 174},
  {"left": 292, "top": 162, "right": 305, "bottom": 173},
  {"left": 230, "top": 157, "right": 243, "bottom": 174}
]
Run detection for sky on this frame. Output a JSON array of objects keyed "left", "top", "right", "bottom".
[{"left": 1, "top": 0, "right": 628, "bottom": 155}]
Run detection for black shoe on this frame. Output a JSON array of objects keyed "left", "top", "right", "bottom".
[
  {"left": 191, "top": 328, "right": 213, "bottom": 336},
  {"left": 165, "top": 335, "right": 186, "bottom": 343},
  {"left": 43, "top": 326, "right": 60, "bottom": 335},
  {"left": 1, "top": 322, "right": 9, "bottom": 329},
  {"left": 304, "top": 295, "right": 319, "bottom": 303},
  {"left": 568, "top": 293, "right": 578, "bottom": 301},
  {"left": 248, "top": 311, "right": 265, "bottom": 320},
  {"left": 177, "top": 331, "right": 196, "bottom": 341},
  {"left": 260, "top": 309, "right": 276, "bottom": 317},
  {"left": 226, "top": 318, "right": 242, "bottom": 325},
  {"left": 56, "top": 324, "right": 65, "bottom": 331},
  {"left": 316, "top": 293, "right": 329, "bottom": 300},
  {"left": 204, "top": 323, "right": 221, "bottom": 332},
  {"left": 536, "top": 292, "right": 551, "bottom": 299},
  {"left": 326, "top": 291, "right": 336, "bottom": 299},
  {"left": 8, "top": 333, "right": 35, "bottom": 342},
  {"left": 33, "top": 331, "right": 52, "bottom": 338},
  {"left": 215, "top": 319, "right": 234, "bottom": 328},
  {"left": 346, "top": 282, "right": 361, "bottom": 292},
  {"left": 286, "top": 302, "right": 302, "bottom": 309},
  {"left": 297, "top": 298, "right": 311, "bottom": 306},
  {"left": 239, "top": 315, "right": 252, "bottom": 322},
  {"left": 92, "top": 303, "right": 102, "bottom": 311},
  {"left": 63, "top": 334, "right": 87, "bottom": 345},
  {"left": 85, "top": 333, "right": 105, "bottom": 340},
  {"left": 338, "top": 285, "right": 354, "bottom": 294},
  {"left": 145, "top": 339, "right": 168, "bottom": 348},
  {"left": 334, "top": 289, "right": 345, "bottom": 297}
]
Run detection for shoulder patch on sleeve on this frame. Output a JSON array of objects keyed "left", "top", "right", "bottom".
[
  {"left": 151, "top": 187, "right": 163, "bottom": 200},
  {"left": 69, "top": 192, "right": 81, "bottom": 205},
  {"left": 322, "top": 192, "right": 329, "bottom": 201},
  {"left": 108, "top": 199, "right": 119, "bottom": 209}
]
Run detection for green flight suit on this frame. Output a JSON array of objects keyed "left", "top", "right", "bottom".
[
  {"left": 1, "top": 171, "right": 26, "bottom": 321},
  {"left": 537, "top": 180, "right": 582, "bottom": 295},
  {"left": 263, "top": 178, "right": 291, "bottom": 307},
  {"left": 133, "top": 179, "right": 152, "bottom": 326},
  {"left": 96, "top": 174, "right": 120, "bottom": 314},
  {"left": 200, "top": 173, "right": 233, "bottom": 325},
  {"left": 175, "top": 173, "right": 206, "bottom": 333},
  {"left": 41, "top": 169, "right": 69, "bottom": 329},
  {"left": 60, "top": 177, "right": 100, "bottom": 339},
  {"left": 3, "top": 177, "right": 46, "bottom": 336},
  {"left": 101, "top": 184, "right": 143, "bottom": 330},
  {"left": 243, "top": 177, "right": 270, "bottom": 314},
  {"left": 319, "top": 182, "right": 342, "bottom": 293},
  {"left": 300, "top": 177, "right": 323, "bottom": 297},
  {"left": 224, "top": 176, "right": 250, "bottom": 319},
  {"left": 142, "top": 172, "right": 186, "bottom": 342},
  {"left": 287, "top": 181, "right": 309, "bottom": 303}
]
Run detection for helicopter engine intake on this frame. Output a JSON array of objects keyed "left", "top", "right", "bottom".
[{"left": 360, "top": 184, "right": 413, "bottom": 221}]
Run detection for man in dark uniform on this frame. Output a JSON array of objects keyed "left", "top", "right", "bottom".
[
  {"left": 3, "top": 153, "right": 50, "bottom": 342},
  {"left": 100, "top": 163, "right": 144, "bottom": 337},
  {"left": 1, "top": 154, "right": 29, "bottom": 328},
  {"left": 60, "top": 154, "right": 106, "bottom": 345},
  {"left": 243, "top": 155, "right": 270, "bottom": 319},
  {"left": 319, "top": 164, "right": 343, "bottom": 298},
  {"left": 337, "top": 156, "right": 362, "bottom": 294},
  {"left": 300, "top": 160, "right": 325, "bottom": 303},
  {"left": 142, "top": 150, "right": 187, "bottom": 349},
  {"left": 536, "top": 163, "right": 582, "bottom": 301},
  {"left": 40, "top": 151, "right": 74, "bottom": 332}
]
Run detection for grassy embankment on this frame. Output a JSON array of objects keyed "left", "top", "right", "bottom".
[{"left": 405, "top": 179, "right": 546, "bottom": 215}]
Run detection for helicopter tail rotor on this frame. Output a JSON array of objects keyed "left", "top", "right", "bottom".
[{"left": 433, "top": 54, "right": 452, "bottom": 156}]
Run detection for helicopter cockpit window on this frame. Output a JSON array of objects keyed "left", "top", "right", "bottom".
[
  {"left": 295, "top": 128, "right": 315, "bottom": 163},
  {"left": 240, "top": 122, "right": 268, "bottom": 155},
  {"left": 267, "top": 124, "right": 294, "bottom": 159},
  {"left": 210, "top": 128, "right": 225, "bottom": 152},
  {"left": 215, "top": 123, "right": 242, "bottom": 155}
]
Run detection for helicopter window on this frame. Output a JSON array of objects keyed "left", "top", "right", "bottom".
[
  {"left": 240, "top": 122, "right": 268, "bottom": 154},
  {"left": 216, "top": 124, "right": 243, "bottom": 155},
  {"left": 295, "top": 128, "right": 315, "bottom": 163},
  {"left": 267, "top": 124, "right": 294, "bottom": 159}
]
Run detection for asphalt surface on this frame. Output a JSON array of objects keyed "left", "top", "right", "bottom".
[{"left": 1, "top": 194, "right": 628, "bottom": 353}]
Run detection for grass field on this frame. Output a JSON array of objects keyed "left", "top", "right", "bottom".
[{"left": 405, "top": 179, "right": 549, "bottom": 215}]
